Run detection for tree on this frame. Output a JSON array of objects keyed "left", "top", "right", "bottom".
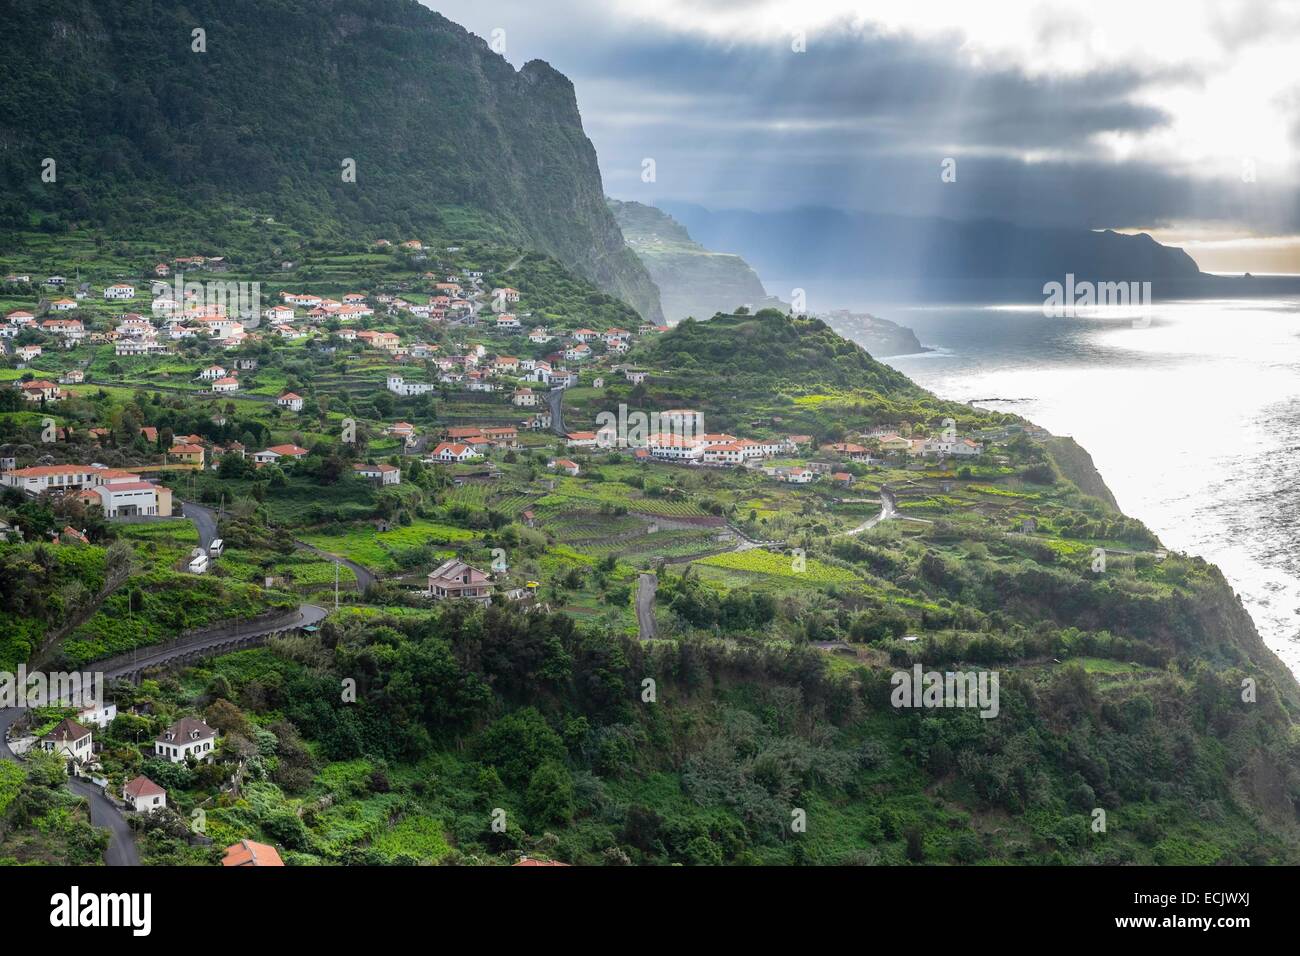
[
  {"left": 524, "top": 760, "right": 574, "bottom": 827},
  {"left": 476, "top": 707, "right": 565, "bottom": 786}
]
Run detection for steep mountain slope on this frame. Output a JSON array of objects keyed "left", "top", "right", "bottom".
[
  {"left": 610, "top": 200, "right": 927, "bottom": 355},
  {"left": 609, "top": 199, "right": 784, "bottom": 320},
  {"left": 0, "top": 0, "right": 663, "bottom": 320},
  {"left": 661, "top": 203, "right": 1202, "bottom": 284}
]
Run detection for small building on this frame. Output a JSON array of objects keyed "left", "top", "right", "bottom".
[
  {"left": 252, "top": 444, "right": 310, "bottom": 465},
  {"left": 426, "top": 559, "right": 493, "bottom": 603},
  {"left": 154, "top": 717, "right": 217, "bottom": 764},
  {"left": 549, "top": 458, "right": 580, "bottom": 477},
  {"left": 277, "top": 392, "right": 304, "bottom": 412},
  {"left": 123, "top": 775, "right": 167, "bottom": 813},
  {"left": 169, "top": 443, "right": 205, "bottom": 467},
  {"left": 76, "top": 700, "right": 117, "bottom": 728},
  {"left": 430, "top": 441, "right": 480, "bottom": 463},
  {"left": 353, "top": 462, "right": 401, "bottom": 485},
  {"left": 91, "top": 481, "right": 170, "bottom": 518},
  {"left": 40, "top": 718, "right": 93, "bottom": 765},
  {"left": 222, "top": 839, "right": 284, "bottom": 867}
]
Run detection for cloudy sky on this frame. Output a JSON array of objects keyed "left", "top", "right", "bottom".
[{"left": 427, "top": 0, "right": 1300, "bottom": 271}]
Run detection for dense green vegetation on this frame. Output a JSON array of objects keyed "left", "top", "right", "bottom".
[
  {"left": 2, "top": 242, "right": 1298, "bottom": 867},
  {"left": 0, "top": 0, "right": 662, "bottom": 320}
]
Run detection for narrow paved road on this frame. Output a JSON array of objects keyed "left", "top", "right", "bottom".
[
  {"left": 68, "top": 777, "right": 140, "bottom": 866},
  {"left": 182, "top": 499, "right": 218, "bottom": 551},
  {"left": 0, "top": 719, "right": 140, "bottom": 866},
  {"left": 545, "top": 388, "right": 566, "bottom": 436},
  {"left": 636, "top": 573, "right": 657, "bottom": 640},
  {"left": 97, "top": 603, "right": 328, "bottom": 680},
  {"left": 836, "top": 488, "right": 897, "bottom": 537},
  {"left": 294, "top": 541, "right": 376, "bottom": 592}
]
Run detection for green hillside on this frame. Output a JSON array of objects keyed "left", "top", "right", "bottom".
[{"left": 0, "top": 0, "right": 663, "bottom": 321}]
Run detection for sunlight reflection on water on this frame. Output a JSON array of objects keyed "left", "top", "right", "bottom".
[{"left": 873, "top": 298, "right": 1300, "bottom": 675}]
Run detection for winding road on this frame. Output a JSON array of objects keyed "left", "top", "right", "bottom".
[
  {"left": 68, "top": 777, "right": 140, "bottom": 866},
  {"left": 836, "top": 488, "right": 897, "bottom": 536},
  {"left": 294, "top": 541, "right": 376, "bottom": 592},
  {"left": 182, "top": 497, "right": 377, "bottom": 592},
  {"left": 0, "top": 601, "right": 327, "bottom": 866}
]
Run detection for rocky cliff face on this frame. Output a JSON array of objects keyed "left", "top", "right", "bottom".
[
  {"left": 0, "top": 0, "right": 663, "bottom": 321},
  {"left": 609, "top": 200, "right": 782, "bottom": 320}
]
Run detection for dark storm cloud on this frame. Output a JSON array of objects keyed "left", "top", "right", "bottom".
[{"left": 426, "top": 1, "right": 1300, "bottom": 232}]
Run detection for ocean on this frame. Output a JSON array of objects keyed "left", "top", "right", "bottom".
[{"left": 778, "top": 282, "right": 1300, "bottom": 676}]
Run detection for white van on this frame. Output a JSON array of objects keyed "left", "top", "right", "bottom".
[
  {"left": 208, "top": 538, "right": 224, "bottom": 558},
  {"left": 188, "top": 549, "right": 209, "bottom": 574}
]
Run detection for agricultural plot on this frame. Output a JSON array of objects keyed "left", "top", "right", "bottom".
[{"left": 695, "top": 548, "right": 861, "bottom": 585}]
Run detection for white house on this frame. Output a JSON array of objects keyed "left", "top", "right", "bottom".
[
  {"left": 154, "top": 717, "right": 217, "bottom": 763},
  {"left": 40, "top": 718, "right": 93, "bottom": 767},
  {"left": 779, "top": 467, "right": 816, "bottom": 484},
  {"left": 76, "top": 700, "right": 118, "bottom": 728},
  {"left": 211, "top": 376, "right": 240, "bottom": 393},
  {"left": 123, "top": 776, "right": 167, "bottom": 813},
  {"left": 197, "top": 365, "right": 227, "bottom": 381},
  {"left": 1, "top": 463, "right": 117, "bottom": 494},
  {"left": 702, "top": 442, "right": 746, "bottom": 466},
  {"left": 386, "top": 374, "right": 438, "bottom": 397},
  {"left": 277, "top": 391, "right": 304, "bottom": 412},
  {"left": 253, "top": 444, "right": 310, "bottom": 465},
  {"left": 353, "top": 462, "right": 401, "bottom": 485},
  {"left": 91, "top": 480, "right": 169, "bottom": 518},
  {"left": 648, "top": 434, "right": 704, "bottom": 461},
  {"left": 430, "top": 441, "right": 480, "bottom": 463},
  {"left": 512, "top": 388, "right": 539, "bottom": 407},
  {"left": 103, "top": 284, "right": 136, "bottom": 300}
]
